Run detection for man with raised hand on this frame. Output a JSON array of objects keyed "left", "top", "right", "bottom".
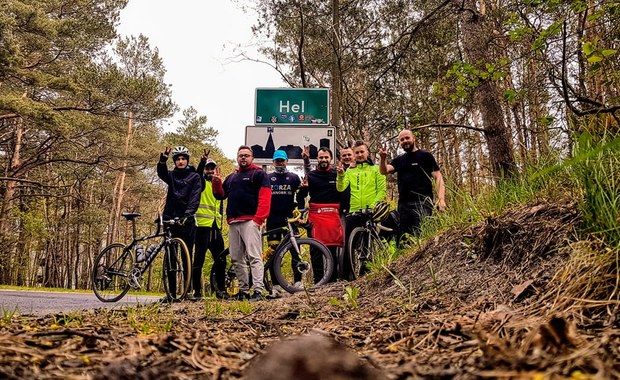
[
  {"left": 265, "top": 150, "right": 302, "bottom": 298},
  {"left": 298, "top": 147, "right": 342, "bottom": 283},
  {"left": 191, "top": 151, "right": 226, "bottom": 301},
  {"left": 157, "top": 145, "right": 202, "bottom": 303},
  {"left": 379, "top": 129, "right": 446, "bottom": 238},
  {"left": 337, "top": 140, "right": 386, "bottom": 278},
  {"left": 212, "top": 146, "right": 271, "bottom": 302}
]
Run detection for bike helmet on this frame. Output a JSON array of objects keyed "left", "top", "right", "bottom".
[
  {"left": 171, "top": 145, "right": 190, "bottom": 160},
  {"left": 372, "top": 201, "right": 390, "bottom": 223}
]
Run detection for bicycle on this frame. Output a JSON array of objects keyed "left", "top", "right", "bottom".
[
  {"left": 92, "top": 213, "right": 191, "bottom": 302},
  {"left": 210, "top": 209, "right": 334, "bottom": 297},
  {"left": 346, "top": 203, "right": 394, "bottom": 279}
]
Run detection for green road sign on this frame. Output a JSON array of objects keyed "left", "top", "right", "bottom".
[{"left": 255, "top": 88, "right": 329, "bottom": 126}]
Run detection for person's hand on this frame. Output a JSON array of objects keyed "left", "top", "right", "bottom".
[
  {"left": 379, "top": 146, "right": 388, "bottom": 160},
  {"left": 336, "top": 160, "right": 344, "bottom": 174},
  {"left": 160, "top": 147, "right": 171, "bottom": 161},
  {"left": 300, "top": 176, "right": 308, "bottom": 187},
  {"left": 211, "top": 167, "right": 222, "bottom": 183},
  {"left": 302, "top": 145, "right": 309, "bottom": 160},
  {"left": 201, "top": 149, "right": 210, "bottom": 162},
  {"left": 437, "top": 198, "right": 446, "bottom": 212}
]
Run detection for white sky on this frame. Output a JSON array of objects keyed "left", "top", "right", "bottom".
[{"left": 117, "top": 0, "right": 284, "bottom": 159}]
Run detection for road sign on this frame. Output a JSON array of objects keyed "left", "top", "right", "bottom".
[
  {"left": 255, "top": 88, "right": 329, "bottom": 126},
  {"left": 245, "top": 125, "right": 336, "bottom": 165}
]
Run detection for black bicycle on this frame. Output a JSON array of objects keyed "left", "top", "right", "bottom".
[
  {"left": 92, "top": 213, "right": 191, "bottom": 302},
  {"left": 210, "top": 209, "right": 334, "bottom": 296},
  {"left": 347, "top": 205, "right": 394, "bottom": 279}
]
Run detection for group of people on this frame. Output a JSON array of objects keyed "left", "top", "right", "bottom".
[{"left": 156, "top": 129, "right": 445, "bottom": 302}]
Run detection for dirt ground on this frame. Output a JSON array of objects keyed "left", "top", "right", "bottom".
[{"left": 1, "top": 200, "right": 619, "bottom": 379}]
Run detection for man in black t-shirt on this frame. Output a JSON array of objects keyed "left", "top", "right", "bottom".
[{"left": 379, "top": 129, "right": 446, "bottom": 236}]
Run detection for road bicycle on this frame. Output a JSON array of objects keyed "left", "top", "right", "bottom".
[
  {"left": 210, "top": 209, "right": 334, "bottom": 297},
  {"left": 92, "top": 213, "right": 191, "bottom": 302},
  {"left": 347, "top": 206, "right": 394, "bottom": 279}
]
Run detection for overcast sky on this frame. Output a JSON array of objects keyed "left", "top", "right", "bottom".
[{"left": 117, "top": 0, "right": 284, "bottom": 159}]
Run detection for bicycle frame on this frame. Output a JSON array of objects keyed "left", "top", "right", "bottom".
[{"left": 123, "top": 217, "right": 183, "bottom": 288}]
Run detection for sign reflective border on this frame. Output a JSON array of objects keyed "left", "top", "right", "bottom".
[
  {"left": 245, "top": 125, "right": 336, "bottom": 165},
  {"left": 255, "top": 88, "right": 329, "bottom": 126}
]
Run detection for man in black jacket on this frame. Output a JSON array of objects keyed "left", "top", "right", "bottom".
[
  {"left": 157, "top": 145, "right": 202, "bottom": 302},
  {"left": 298, "top": 147, "right": 342, "bottom": 282}
]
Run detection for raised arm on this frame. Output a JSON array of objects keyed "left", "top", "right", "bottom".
[{"left": 378, "top": 146, "right": 395, "bottom": 175}]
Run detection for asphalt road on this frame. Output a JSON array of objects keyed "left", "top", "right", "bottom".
[{"left": 0, "top": 289, "right": 161, "bottom": 316}]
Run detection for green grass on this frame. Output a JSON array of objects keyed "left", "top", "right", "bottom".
[{"left": 367, "top": 131, "right": 620, "bottom": 277}]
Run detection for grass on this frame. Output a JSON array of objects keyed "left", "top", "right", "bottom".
[
  {"left": 0, "top": 284, "right": 164, "bottom": 297},
  {"left": 126, "top": 303, "right": 175, "bottom": 335},
  {"left": 366, "top": 131, "right": 620, "bottom": 282}
]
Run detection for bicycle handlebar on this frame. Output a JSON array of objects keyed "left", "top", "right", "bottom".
[{"left": 287, "top": 208, "right": 308, "bottom": 224}]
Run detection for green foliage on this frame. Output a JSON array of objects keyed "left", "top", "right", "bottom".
[
  {"left": 0, "top": 306, "right": 18, "bottom": 326},
  {"left": 329, "top": 286, "right": 359, "bottom": 311},
  {"left": 573, "top": 133, "right": 620, "bottom": 246},
  {"left": 126, "top": 303, "right": 175, "bottom": 335},
  {"left": 53, "top": 313, "right": 84, "bottom": 328}
]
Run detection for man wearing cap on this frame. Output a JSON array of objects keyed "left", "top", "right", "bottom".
[
  {"left": 190, "top": 153, "right": 226, "bottom": 301},
  {"left": 266, "top": 150, "right": 303, "bottom": 297}
]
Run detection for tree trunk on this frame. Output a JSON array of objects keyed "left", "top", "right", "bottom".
[
  {"left": 109, "top": 113, "right": 134, "bottom": 244},
  {"left": 331, "top": 0, "right": 341, "bottom": 131},
  {"left": 458, "top": 0, "right": 516, "bottom": 179}
]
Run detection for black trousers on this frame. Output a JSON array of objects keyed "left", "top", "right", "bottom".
[
  {"left": 193, "top": 225, "right": 225, "bottom": 296},
  {"left": 398, "top": 199, "right": 434, "bottom": 236}
]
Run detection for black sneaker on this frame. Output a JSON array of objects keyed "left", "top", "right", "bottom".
[
  {"left": 230, "top": 291, "right": 250, "bottom": 301},
  {"left": 249, "top": 290, "right": 265, "bottom": 302},
  {"left": 186, "top": 294, "right": 203, "bottom": 302},
  {"left": 215, "top": 291, "right": 229, "bottom": 300}
]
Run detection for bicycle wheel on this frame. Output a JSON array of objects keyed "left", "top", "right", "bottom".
[
  {"left": 162, "top": 237, "right": 191, "bottom": 301},
  {"left": 348, "top": 227, "right": 371, "bottom": 280},
  {"left": 273, "top": 238, "right": 333, "bottom": 294},
  {"left": 348, "top": 227, "right": 386, "bottom": 279},
  {"left": 92, "top": 243, "right": 133, "bottom": 302}
]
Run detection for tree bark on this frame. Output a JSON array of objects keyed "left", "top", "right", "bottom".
[{"left": 458, "top": 0, "right": 516, "bottom": 179}]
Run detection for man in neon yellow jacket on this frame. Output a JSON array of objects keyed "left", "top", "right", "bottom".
[
  {"left": 191, "top": 155, "right": 226, "bottom": 301},
  {"left": 336, "top": 140, "right": 386, "bottom": 278}
]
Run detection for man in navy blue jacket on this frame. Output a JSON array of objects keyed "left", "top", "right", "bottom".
[
  {"left": 265, "top": 150, "right": 302, "bottom": 297},
  {"left": 212, "top": 145, "right": 271, "bottom": 301},
  {"left": 157, "top": 145, "right": 202, "bottom": 302}
]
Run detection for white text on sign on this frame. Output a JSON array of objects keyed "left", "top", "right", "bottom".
[{"left": 279, "top": 100, "right": 305, "bottom": 113}]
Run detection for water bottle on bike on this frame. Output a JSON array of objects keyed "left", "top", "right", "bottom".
[{"left": 135, "top": 245, "right": 146, "bottom": 262}]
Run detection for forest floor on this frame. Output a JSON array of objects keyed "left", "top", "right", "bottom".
[{"left": 1, "top": 199, "right": 619, "bottom": 379}]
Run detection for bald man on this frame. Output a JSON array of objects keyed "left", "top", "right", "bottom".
[{"left": 379, "top": 129, "right": 446, "bottom": 237}]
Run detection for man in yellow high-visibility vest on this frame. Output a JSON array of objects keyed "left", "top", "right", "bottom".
[{"left": 190, "top": 155, "right": 226, "bottom": 301}]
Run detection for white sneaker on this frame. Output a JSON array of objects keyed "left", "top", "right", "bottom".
[
  {"left": 268, "top": 285, "right": 283, "bottom": 299},
  {"left": 293, "top": 281, "right": 303, "bottom": 289}
]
